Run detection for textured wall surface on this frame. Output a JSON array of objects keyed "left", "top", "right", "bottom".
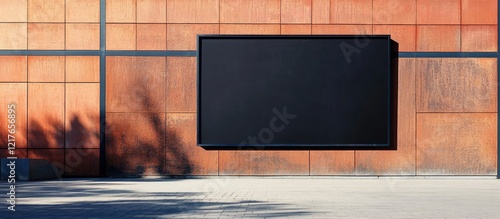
[{"left": 0, "top": 0, "right": 497, "bottom": 176}]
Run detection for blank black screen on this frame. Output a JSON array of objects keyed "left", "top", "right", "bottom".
[{"left": 198, "top": 35, "right": 391, "bottom": 147}]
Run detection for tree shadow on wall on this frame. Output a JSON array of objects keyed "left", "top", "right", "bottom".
[
  {"left": 0, "top": 59, "right": 194, "bottom": 177},
  {"left": 3, "top": 113, "right": 102, "bottom": 178},
  {"left": 1, "top": 113, "right": 315, "bottom": 217},
  {"left": 105, "top": 112, "right": 192, "bottom": 177},
  {"left": 105, "top": 59, "right": 193, "bottom": 177},
  {"left": 0, "top": 100, "right": 193, "bottom": 177}
]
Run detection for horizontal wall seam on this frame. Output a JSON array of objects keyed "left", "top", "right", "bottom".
[
  {"left": 105, "top": 51, "right": 196, "bottom": 56},
  {"left": 0, "top": 50, "right": 101, "bottom": 55},
  {"left": 400, "top": 52, "right": 498, "bottom": 58},
  {"left": 0, "top": 51, "right": 497, "bottom": 58},
  {"left": 416, "top": 112, "right": 499, "bottom": 113}
]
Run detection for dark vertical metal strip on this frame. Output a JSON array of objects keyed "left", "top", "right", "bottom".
[{"left": 99, "top": 0, "right": 106, "bottom": 177}]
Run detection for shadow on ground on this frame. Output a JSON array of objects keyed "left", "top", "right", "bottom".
[{"left": 1, "top": 179, "right": 314, "bottom": 218}]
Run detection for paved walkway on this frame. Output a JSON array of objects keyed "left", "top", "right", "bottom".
[{"left": 1, "top": 177, "right": 500, "bottom": 218}]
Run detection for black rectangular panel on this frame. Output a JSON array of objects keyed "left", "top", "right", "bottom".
[{"left": 198, "top": 35, "right": 392, "bottom": 147}]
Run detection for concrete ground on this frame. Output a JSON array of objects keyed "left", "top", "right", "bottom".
[{"left": 1, "top": 177, "right": 500, "bottom": 218}]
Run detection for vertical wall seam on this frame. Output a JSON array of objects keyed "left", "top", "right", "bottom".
[
  {"left": 25, "top": 0, "right": 29, "bottom": 158},
  {"left": 167, "top": 111, "right": 170, "bottom": 175},
  {"left": 26, "top": 0, "right": 29, "bottom": 50},
  {"left": 26, "top": 61, "right": 29, "bottom": 158},
  {"left": 165, "top": 56, "right": 167, "bottom": 174},
  {"left": 354, "top": 149, "right": 356, "bottom": 175},
  {"left": 371, "top": 0, "right": 373, "bottom": 34},
  {"left": 459, "top": 0, "right": 462, "bottom": 52},
  {"left": 414, "top": 58, "right": 417, "bottom": 176},
  {"left": 413, "top": 0, "right": 418, "bottom": 174},
  {"left": 329, "top": 0, "right": 331, "bottom": 24},
  {"left": 219, "top": 0, "right": 221, "bottom": 34},
  {"left": 309, "top": 0, "right": 312, "bottom": 34},
  {"left": 135, "top": 0, "right": 138, "bottom": 50},
  {"left": 415, "top": 0, "right": 418, "bottom": 52},
  {"left": 25, "top": 1, "right": 29, "bottom": 153},
  {"left": 63, "top": 0, "right": 67, "bottom": 177},
  {"left": 459, "top": 19, "right": 462, "bottom": 51},
  {"left": 64, "top": 0, "right": 66, "bottom": 51},
  {"left": 99, "top": 0, "right": 106, "bottom": 177},
  {"left": 497, "top": 0, "right": 500, "bottom": 179},
  {"left": 308, "top": 151, "right": 311, "bottom": 176},
  {"left": 280, "top": 0, "right": 281, "bottom": 34},
  {"left": 165, "top": 1, "right": 169, "bottom": 175}
]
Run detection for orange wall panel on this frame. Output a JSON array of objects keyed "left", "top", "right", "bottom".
[
  {"left": 312, "top": 0, "right": 330, "bottom": 24},
  {"left": 166, "top": 57, "right": 196, "bottom": 112},
  {"left": 416, "top": 25, "right": 460, "bottom": 52},
  {"left": 28, "top": 83, "right": 65, "bottom": 149},
  {"left": 106, "top": 56, "right": 166, "bottom": 112},
  {"left": 66, "top": 23, "right": 100, "bottom": 50},
  {"left": 219, "top": 24, "right": 280, "bottom": 34},
  {"left": 219, "top": 151, "right": 309, "bottom": 175},
  {"left": 65, "top": 148, "right": 100, "bottom": 176},
  {"left": 166, "top": 24, "right": 219, "bottom": 50},
  {"left": 373, "top": 0, "right": 416, "bottom": 24},
  {"left": 281, "top": 25, "right": 312, "bottom": 34},
  {"left": 330, "top": 0, "right": 372, "bottom": 24},
  {"left": 312, "top": 25, "right": 372, "bottom": 34},
  {"left": 66, "top": 56, "right": 100, "bottom": 83},
  {"left": 356, "top": 59, "right": 416, "bottom": 175},
  {"left": 27, "top": 56, "right": 65, "bottom": 82},
  {"left": 106, "top": 24, "right": 137, "bottom": 50},
  {"left": 66, "top": 0, "right": 100, "bottom": 23},
  {"left": 167, "top": 0, "right": 219, "bottom": 23},
  {"left": 220, "top": 0, "right": 280, "bottom": 23},
  {"left": 138, "top": 0, "right": 167, "bottom": 23},
  {"left": 65, "top": 83, "right": 100, "bottom": 149},
  {"left": 281, "top": 0, "right": 312, "bottom": 24},
  {"left": 106, "top": 113, "right": 166, "bottom": 175},
  {"left": 28, "top": 23, "right": 65, "bottom": 50},
  {"left": 0, "top": 23, "right": 27, "bottom": 50},
  {"left": 462, "top": 0, "right": 497, "bottom": 25},
  {"left": 0, "top": 0, "right": 27, "bottom": 22},
  {"left": 461, "top": 26, "right": 498, "bottom": 52},
  {"left": 310, "top": 151, "right": 355, "bottom": 175},
  {"left": 373, "top": 25, "right": 416, "bottom": 52},
  {"left": 417, "top": 113, "right": 497, "bottom": 175},
  {"left": 0, "top": 83, "right": 28, "bottom": 149},
  {"left": 417, "top": 58, "right": 497, "bottom": 112},
  {"left": 28, "top": 0, "right": 64, "bottom": 22},
  {"left": 106, "top": 0, "right": 136, "bottom": 23},
  {"left": 137, "top": 24, "right": 167, "bottom": 50},
  {"left": 0, "top": 56, "right": 27, "bottom": 82},
  {"left": 416, "top": 0, "right": 460, "bottom": 24},
  {"left": 166, "top": 113, "right": 218, "bottom": 175}
]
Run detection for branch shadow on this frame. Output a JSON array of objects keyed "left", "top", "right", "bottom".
[
  {"left": 105, "top": 56, "right": 193, "bottom": 177},
  {"left": 1, "top": 179, "right": 315, "bottom": 218},
  {"left": 0, "top": 57, "right": 195, "bottom": 178}
]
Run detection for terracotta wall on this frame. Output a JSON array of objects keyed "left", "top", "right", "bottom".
[
  {"left": 0, "top": 0, "right": 100, "bottom": 177},
  {"left": 0, "top": 0, "right": 498, "bottom": 176}
]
